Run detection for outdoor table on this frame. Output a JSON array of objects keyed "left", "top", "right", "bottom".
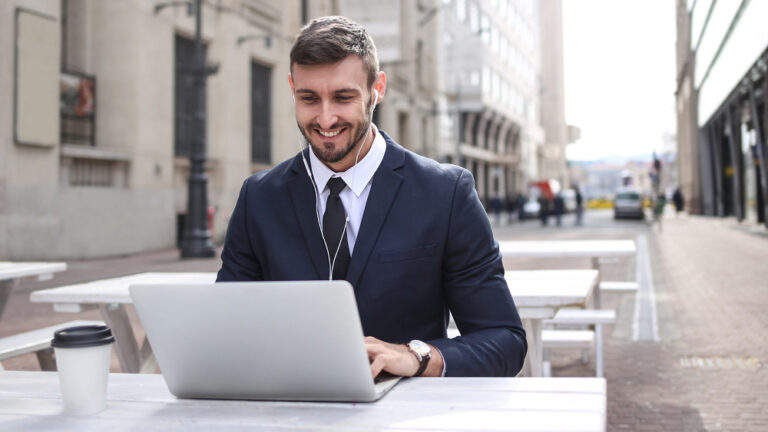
[
  {"left": 30, "top": 272, "right": 216, "bottom": 373},
  {"left": 0, "top": 371, "right": 607, "bottom": 431},
  {"left": 506, "top": 269, "right": 598, "bottom": 377},
  {"left": 499, "top": 240, "right": 636, "bottom": 306},
  {"left": 0, "top": 262, "right": 67, "bottom": 321},
  {"left": 31, "top": 270, "right": 596, "bottom": 377}
]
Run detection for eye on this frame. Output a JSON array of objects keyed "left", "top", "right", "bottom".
[
  {"left": 336, "top": 95, "right": 353, "bottom": 102},
  {"left": 300, "top": 96, "right": 318, "bottom": 103}
]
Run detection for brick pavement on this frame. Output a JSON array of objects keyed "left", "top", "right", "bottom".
[{"left": 2, "top": 211, "right": 767, "bottom": 431}]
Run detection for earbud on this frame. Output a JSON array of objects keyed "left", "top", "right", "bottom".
[{"left": 292, "top": 93, "right": 295, "bottom": 103}]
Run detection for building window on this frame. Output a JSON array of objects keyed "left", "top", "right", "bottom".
[
  {"left": 251, "top": 62, "right": 272, "bottom": 164},
  {"left": 301, "top": 0, "right": 309, "bottom": 24},
  {"left": 60, "top": 70, "right": 96, "bottom": 146},
  {"left": 174, "top": 35, "right": 206, "bottom": 158},
  {"left": 469, "top": 2, "right": 479, "bottom": 33},
  {"left": 456, "top": 0, "right": 466, "bottom": 22}
]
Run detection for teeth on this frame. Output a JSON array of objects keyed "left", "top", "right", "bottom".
[{"left": 318, "top": 129, "right": 342, "bottom": 137}]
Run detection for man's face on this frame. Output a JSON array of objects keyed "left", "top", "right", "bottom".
[{"left": 290, "top": 56, "right": 377, "bottom": 171}]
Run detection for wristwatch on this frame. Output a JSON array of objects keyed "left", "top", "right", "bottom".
[{"left": 406, "top": 340, "right": 432, "bottom": 377}]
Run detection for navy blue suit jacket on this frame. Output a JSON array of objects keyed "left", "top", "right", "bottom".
[{"left": 217, "top": 131, "right": 527, "bottom": 376}]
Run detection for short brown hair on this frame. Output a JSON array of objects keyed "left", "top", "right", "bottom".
[{"left": 290, "top": 16, "right": 379, "bottom": 88}]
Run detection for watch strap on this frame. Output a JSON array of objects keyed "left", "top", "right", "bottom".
[{"left": 406, "top": 342, "right": 431, "bottom": 377}]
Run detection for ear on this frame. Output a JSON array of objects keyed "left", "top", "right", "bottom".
[
  {"left": 288, "top": 73, "right": 295, "bottom": 94},
  {"left": 372, "top": 71, "right": 387, "bottom": 104}
]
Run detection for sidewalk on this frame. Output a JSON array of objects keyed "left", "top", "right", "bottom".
[{"left": 622, "top": 215, "right": 767, "bottom": 431}]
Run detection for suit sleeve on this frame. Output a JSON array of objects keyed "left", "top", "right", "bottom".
[
  {"left": 428, "top": 169, "right": 527, "bottom": 376},
  {"left": 217, "top": 178, "right": 264, "bottom": 282}
]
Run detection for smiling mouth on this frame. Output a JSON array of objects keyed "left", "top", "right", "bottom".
[{"left": 316, "top": 128, "right": 345, "bottom": 138}]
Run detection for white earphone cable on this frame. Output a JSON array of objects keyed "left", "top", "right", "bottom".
[{"left": 296, "top": 88, "right": 378, "bottom": 280}]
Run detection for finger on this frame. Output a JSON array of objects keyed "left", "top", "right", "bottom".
[
  {"left": 365, "top": 342, "right": 386, "bottom": 357},
  {"left": 370, "top": 355, "right": 385, "bottom": 378}
]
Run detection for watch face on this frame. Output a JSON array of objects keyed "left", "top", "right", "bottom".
[{"left": 409, "top": 340, "right": 430, "bottom": 356}]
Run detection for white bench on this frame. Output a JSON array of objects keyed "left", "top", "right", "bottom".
[
  {"left": 543, "top": 308, "right": 616, "bottom": 377},
  {"left": 0, "top": 320, "right": 102, "bottom": 371},
  {"left": 599, "top": 281, "right": 639, "bottom": 293},
  {"left": 541, "top": 329, "right": 594, "bottom": 377}
]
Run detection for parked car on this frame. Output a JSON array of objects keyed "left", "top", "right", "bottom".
[
  {"left": 614, "top": 191, "right": 645, "bottom": 219},
  {"left": 522, "top": 199, "right": 541, "bottom": 219}
]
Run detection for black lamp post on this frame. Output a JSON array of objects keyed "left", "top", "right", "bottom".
[
  {"left": 181, "top": 0, "right": 216, "bottom": 258},
  {"left": 156, "top": 0, "right": 216, "bottom": 258}
]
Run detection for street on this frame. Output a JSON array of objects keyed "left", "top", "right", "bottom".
[{"left": 2, "top": 208, "right": 767, "bottom": 430}]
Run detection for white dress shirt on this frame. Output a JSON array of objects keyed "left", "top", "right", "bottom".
[{"left": 309, "top": 124, "right": 386, "bottom": 254}]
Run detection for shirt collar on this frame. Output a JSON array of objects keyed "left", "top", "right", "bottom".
[{"left": 309, "top": 124, "right": 386, "bottom": 197}]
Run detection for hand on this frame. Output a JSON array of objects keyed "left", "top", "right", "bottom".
[{"left": 365, "top": 336, "right": 419, "bottom": 379}]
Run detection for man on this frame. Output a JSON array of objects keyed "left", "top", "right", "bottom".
[
  {"left": 574, "top": 187, "right": 583, "bottom": 226},
  {"left": 217, "top": 16, "right": 526, "bottom": 378}
]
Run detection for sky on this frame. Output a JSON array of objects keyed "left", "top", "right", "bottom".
[{"left": 562, "top": 0, "right": 678, "bottom": 162}]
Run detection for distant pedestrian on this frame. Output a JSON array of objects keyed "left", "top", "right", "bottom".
[
  {"left": 574, "top": 187, "right": 584, "bottom": 226},
  {"left": 553, "top": 194, "right": 565, "bottom": 227},
  {"left": 653, "top": 193, "right": 666, "bottom": 231},
  {"left": 505, "top": 193, "right": 516, "bottom": 224},
  {"left": 491, "top": 194, "right": 503, "bottom": 226},
  {"left": 539, "top": 196, "right": 550, "bottom": 226},
  {"left": 672, "top": 187, "right": 684, "bottom": 216},
  {"left": 517, "top": 193, "right": 526, "bottom": 221}
]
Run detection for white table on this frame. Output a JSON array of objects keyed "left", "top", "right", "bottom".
[
  {"left": 0, "top": 262, "right": 67, "bottom": 321},
  {"left": 30, "top": 272, "right": 216, "bottom": 373},
  {"left": 0, "top": 371, "right": 607, "bottom": 431},
  {"left": 507, "top": 270, "right": 598, "bottom": 377},
  {"left": 31, "top": 270, "right": 596, "bottom": 377},
  {"left": 499, "top": 240, "right": 636, "bottom": 307},
  {"left": 499, "top": 240, "right": 636, "bottom": 259}
]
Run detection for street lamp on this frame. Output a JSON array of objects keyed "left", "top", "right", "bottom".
[{"left": 156, "top": 0, "right": 216, "bottom": 258}]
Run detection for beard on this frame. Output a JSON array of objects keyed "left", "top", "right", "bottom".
[{"left": 298, "top": 104, "right": 374, "bottom": 165}]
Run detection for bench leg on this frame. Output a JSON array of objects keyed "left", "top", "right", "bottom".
[
  {"left": 521, "top": 319, "right": 544, "bottom": 377},
  {"left": 36, "top": 348, "right": 57, "bottom": 371},
  {"left": 595, "top": 324, "right": 604, "bottom": 377},
  {"left": 139, "top": 337, "right": 158, "bottom": 374},
  {"left": 0, "top": 280, "right": 18, "bottom": 323},
  {"left": 591, "top": 257, "right": 602, "bottom": 308},
  {"left": 542, "top": 349, "right": 552, "bottom": 377},
  {"left": 99, "top": 304, "right": 141, "bottom": 373}
]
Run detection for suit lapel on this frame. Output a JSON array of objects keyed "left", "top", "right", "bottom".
[
  {"left": 346, "top": 136, "right": 406, "bottom": 288},
  {"left": 287, "top": 151, "right": 327, "bottom": 279}
]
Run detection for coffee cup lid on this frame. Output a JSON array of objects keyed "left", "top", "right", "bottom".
[{"left": 51, "top": 325, "right": 115, "bottom": 348}]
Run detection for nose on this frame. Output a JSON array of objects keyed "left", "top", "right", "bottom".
[{"left": 316, "top": 101, "right": 339, "bottom": 130}]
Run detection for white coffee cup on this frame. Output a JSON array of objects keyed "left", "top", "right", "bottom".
[{"left": 51, "top": 325, "right": 115, "bottom": 415}]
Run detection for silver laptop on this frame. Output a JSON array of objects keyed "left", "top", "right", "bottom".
[{"left": 129, "top": 281, "right": 401, "bottom": 402}]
